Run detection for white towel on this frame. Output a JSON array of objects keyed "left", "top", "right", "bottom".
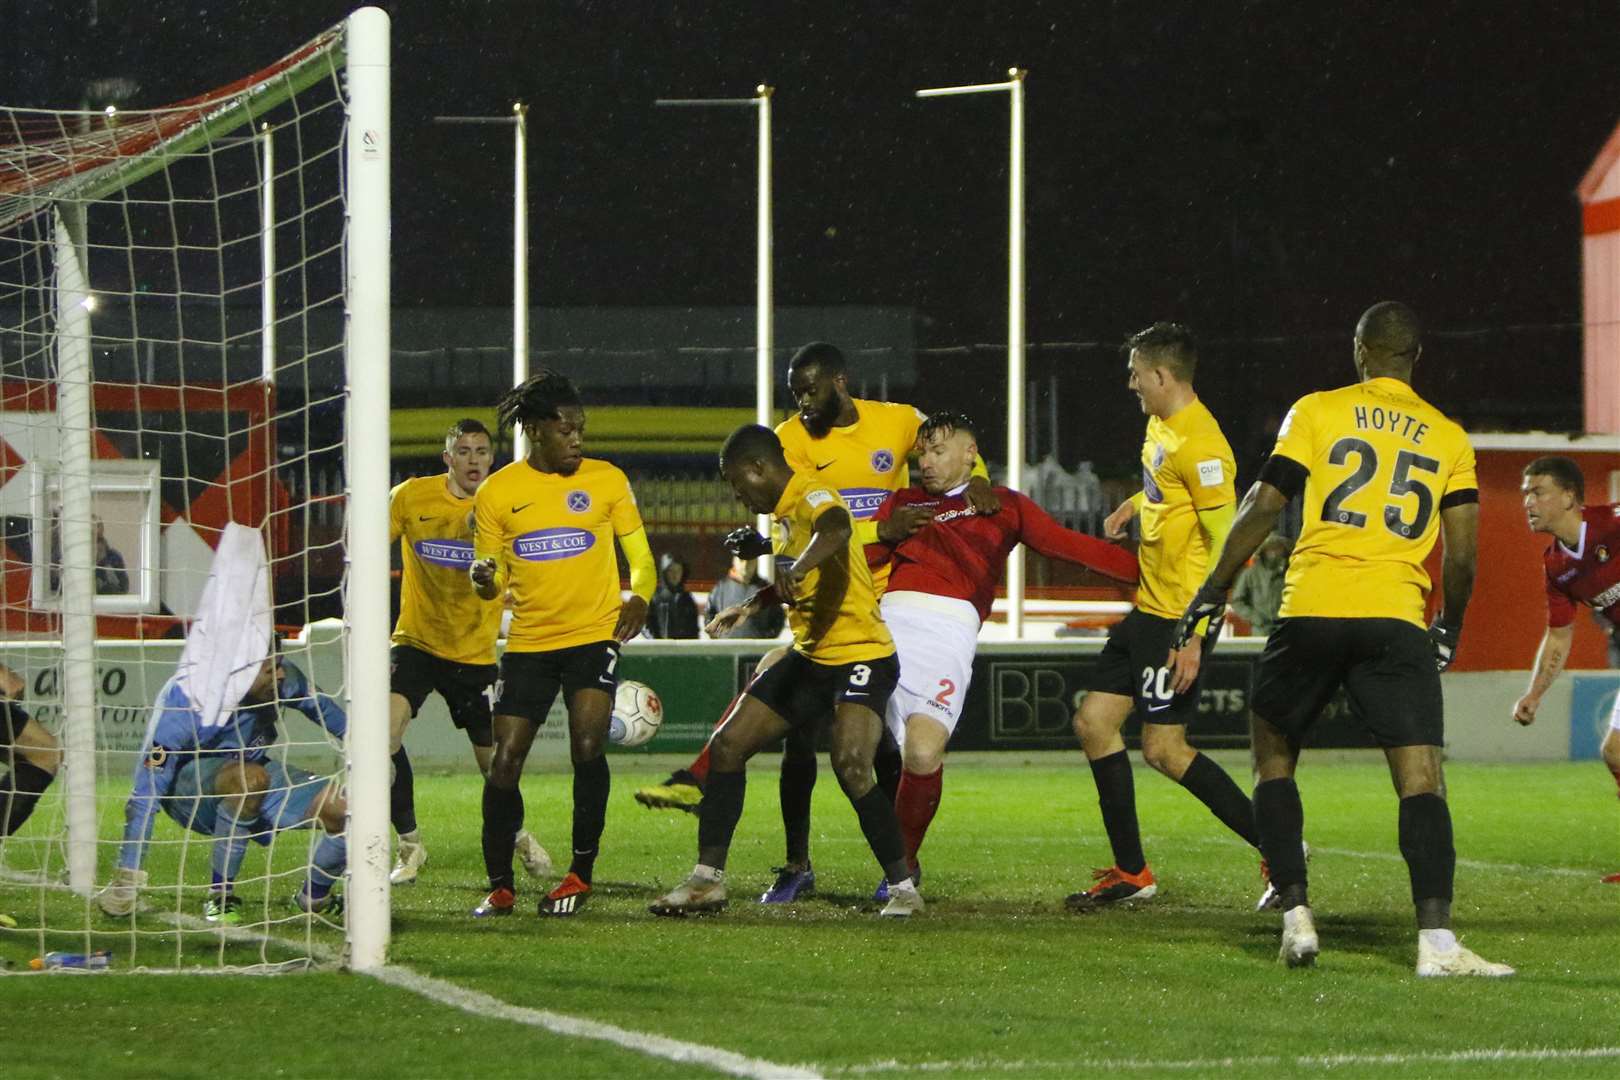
[{"left": 175, "top": 522, "right": 273, "bottom": 730}]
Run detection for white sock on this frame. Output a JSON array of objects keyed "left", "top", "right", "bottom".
[
  {"left": 398, "top": 830, "right": 420, "bottom": 846},
  {"left": 892, "top": 877, "right": 918, "bottom": 893},
  {"left": 694, "top": 864, "right": 724, "bottom": 883},
  {"left": 1420, "top": 928, "right": 1458, "bottom": 952}
]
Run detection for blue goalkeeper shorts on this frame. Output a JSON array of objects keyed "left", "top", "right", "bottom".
[{"left": 163, "top": 757, "right": 333, "bottom": 839}]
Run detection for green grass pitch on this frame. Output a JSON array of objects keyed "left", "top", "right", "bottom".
[{"left": 2, "top": 753, "right": 1617, "bottom": 1079}]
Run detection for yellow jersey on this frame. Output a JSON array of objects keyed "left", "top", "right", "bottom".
[
  {"left": 1271, "top": 377, "right": 1476, "bottom": 627},
  {"left": 473, "top": 458, "right": 645, "bottom": 652},
  {"left": 772, "top": 469, "right": 894, "bottom": 665},
  {"left": 390, "top": 474, "right": 502, "bottom": 665},
  {"left": 777, "top": 399, "right": 926, "bottom": 593},
  {"left": 1135, "top": 398, "right": 1236, "bottom": 618}
]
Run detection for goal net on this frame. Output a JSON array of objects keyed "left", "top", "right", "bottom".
[{"left": 0, "top": 9, "right": 391, "bottom": 972}]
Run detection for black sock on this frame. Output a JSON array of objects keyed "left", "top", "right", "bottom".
[
  {"left": 780, "top": 729, "right": 817, "bottom": 866},
  {"left": 1178, "top": 752, "right": 1260, "bottom": 848},
  {"left": 874, "top": 732, "right": 903, "bottom": 806},
  {"left": 698, "top": 770, "right": 748, "bottom": 871},
  {"left": 849, "top": 786, "right": 910, "bottom": 884},
  {"left": 0, "top": 759, "right": 53, "bottom": 837},
  {"left": 390, "top": 746, "right": 417, "bottom": 836},
  {"left": 1399, "top": 792, "right": 1455, "bottom": 925},
  {"left": 480, "top": 781, "right": 523, "bottom": 891},
  {"left": 1089, "top": 750, "right": 1146, "bottom": 874},
  {"left": 569, "top": 755, "right": 610, "bottom": 883},
  {"left": 1253, "top": 777, "right": 1307, "bottom": 904}
]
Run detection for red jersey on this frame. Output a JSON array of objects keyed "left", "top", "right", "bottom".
[
  {"left": 1543, "top": 503, "right": 1620, "bottom": 627},
  {"left": 868, "top": 484, "right": 1139, "bottom": 623}
]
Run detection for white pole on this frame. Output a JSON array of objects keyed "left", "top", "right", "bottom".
[
  {"left": 343, "top": 4, "right": 391, "bottom": 972},
  {"left": 512, "top": 101, "right": 530, "bottom": 463},
  {"left": 1005, "top": 70, "right": 1027, "bottom": 638},
  {"left": 53, "top": 211, "right": 96, "bottom": 897},
  {"left": 260, "top": 124, "right": 276, "bottom": 384},
  {"left": 755, "top": 85, "right": 775, "bottom": 562},
  {"left": 916, "top": 69, "right": 1028, "bottom": 636}
]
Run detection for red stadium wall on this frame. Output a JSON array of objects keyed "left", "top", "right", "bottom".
[{"left": 1444, "top": 439, "right": 1620, "bottom": 672}]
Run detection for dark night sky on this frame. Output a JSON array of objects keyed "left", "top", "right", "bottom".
[{"left": 6, "top": 1, "right": 1617, "bottom": 353}]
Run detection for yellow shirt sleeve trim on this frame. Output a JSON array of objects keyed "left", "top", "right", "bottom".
[{"left": 619, "top": 526, "right": 657, "bottom": 603}]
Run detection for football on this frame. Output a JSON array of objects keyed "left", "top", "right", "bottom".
[{"left": 610, "top": 679, "right": 664, "bottom": 748}]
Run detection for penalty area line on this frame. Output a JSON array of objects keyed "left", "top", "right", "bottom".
[
  {"left": 369, "top": 964, "right": 822, "bottom": 1080},
  {"left": 833, "top": 1045, "right": 1620, "bottom": 1074}
]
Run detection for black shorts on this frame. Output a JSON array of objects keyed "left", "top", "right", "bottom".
[
  {"left": 2, "top": 699, "right": 30, "bottom": 744},
  {"left": 744, "top": 649, "right": 899, "bottom": 730},
  {"left": 391, "top": 644, "right": 498, "bottom": 746},
  {"left": 1091, "top": 609, "right": 1203, "bottom": 725},
  {"left": 493, "top": 640, "right": 620, "bottom": 725},
  {"left": 1252, "top": 617, "right": 1443, "bottom": 748}
]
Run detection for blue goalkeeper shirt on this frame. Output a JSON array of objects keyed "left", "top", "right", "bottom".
[{"left": 116, "top": 662, "right": 347, "bottom": 870}]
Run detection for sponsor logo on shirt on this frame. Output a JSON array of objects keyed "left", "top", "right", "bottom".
[
  {"left": 1141, "top": 465, "right": 1163, "bottom": 504},
  {"left": 413, "top": 538, "right": 475, "bottom": 569},
  {"left": 806, "top": 488, "right": 836, "bottom": 509},
  {"left": 514, "top": 528, "right": 596, "bottom": 561},
  {"left": 840, "top": 487, "right": 889, "bottom": 520},
  {"left": 566, "top": 490, "right": 592, "bottom": 513},
  {"left": 1592, "top": 580, "right": 1620, "bottom": 611},
  {"left": 1196, "top": 458, "right": 1225, "bottom": 487},
  {"left": 871, "top": 449, "right": 895, "bottom": 473}
]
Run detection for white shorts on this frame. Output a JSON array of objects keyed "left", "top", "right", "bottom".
[
  {"left": 881, "top": 591, "right": 980, "bottom": 749},
  {"left": 1610, "top": 689, "right": 1620, "bottom": 733}
]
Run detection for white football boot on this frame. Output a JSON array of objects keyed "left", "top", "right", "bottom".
[
  {"left": 515, "top": 830, "right": 552, "bottom": 879},
  {"left": 389, "top": 838, "right": 428, "bottom": 886},
  {"left": 1416, "top": 936, "right": 1515, "bottom": 978},
  {"left": 879, "top": 879, "right": 925, "bottom": 918},
  {"left": 1278, "top": 904, "right": 1320, "bottom": 968}
]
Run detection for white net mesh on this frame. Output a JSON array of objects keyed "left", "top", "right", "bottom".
[{"left": 0, "top": 22, "right": 360, "bottom": 972}]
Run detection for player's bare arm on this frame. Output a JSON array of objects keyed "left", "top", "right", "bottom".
[
  {"left": 705, "top": 585, "right": 781, "bottom": 638},
  {"left": 1430, "top": 500, "right": 1478, "bottom": 672},
  {"left": 1170, "top": 479, "right": 1287, "bottom": 665},
  {"left": 963, "top": 474, "right": 1001, "bottom": 515},
  {"left": 1513, "top": 623, "right": 1573, "bottom": 725},
  {"left": 877, "top": 504, "right": 936, "bottom": 544},
  {"left": 778, "top": 506, "right": 853, "bottom": 605},
  {"left": 1103, "top": 495, "right": 1139, "bottom": 541}
]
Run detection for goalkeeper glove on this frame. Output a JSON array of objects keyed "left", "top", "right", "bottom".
[
  {"left": 1428, "top": 619, "right": 1460, "bottom": 672},
  {"left": 723, "top": 526, "right": 772, "bottom": 560},
  {"left": 1171, "top": 581, "right": 1229, "bottom": 653}
]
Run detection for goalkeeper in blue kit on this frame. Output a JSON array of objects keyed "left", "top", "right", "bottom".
[{"left": 97, "top": 650, "right": 350, "bottom": 924}]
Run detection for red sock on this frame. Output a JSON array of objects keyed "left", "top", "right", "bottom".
[
  {"left": 894, "top": 766, "right": 943, "bottom": 871},
  {"left": 688, "top": 694, "right": 745, "bottom": 787}
]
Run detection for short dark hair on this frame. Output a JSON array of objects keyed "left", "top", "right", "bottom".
[
  {"left": 1524, "top": 456, "right": 1584, "bottom": 503},
  {"left": 1124, "top": 321, "right": 1198, "bottom": 382},
  {"left": 445, "top": 418, "right": 492, "bottom": 450},
  {"left": 788, "top": 341, "right": 846, "bottom": 377},
  {"left": 1355, "top": 301, "right": 1422, "bottom": 365},
  {"left": 919, "top": 411, "right": 979, "bottom": 444},
  {"left": 494, "top": 370, "right": 581, "bottom": 435},
  {"left": 719, "top": 423, "right": 786, "bottom": 469}
]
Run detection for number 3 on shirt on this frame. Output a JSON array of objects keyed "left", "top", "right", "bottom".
[{"left": 1320, "top": 437, "right": 1440, "bottom": 538}]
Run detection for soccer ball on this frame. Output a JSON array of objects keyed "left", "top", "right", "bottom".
[{"left": 610, "top": 679, "right": 663, "bottom": 748}]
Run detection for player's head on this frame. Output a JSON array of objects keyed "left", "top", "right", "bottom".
[
  {"left": 1123, "top": 321, "right": 1198, "bottom": 418},
  {"left": 719, "top": 423, "right": 791, "bottom": 513},
  {"left": 787, "top": 342, "right": 850, "bottom": 437},
  {"left": 496, "top": 370, "right": 585, "bottom": 476},
  {"left": 1353, "top": 301, "right": 1422, "bottom": 380},
  {"left": 242, "top": 632, "right": 286, "bottom": 705},
  {"left": 443, "top": 418, "right": 494, "bottom": 497},
  {"left": 1521, "top": 455, "right": 1584, "bottom": 535},
  {"left": 916, "top": 411, "right": 980, "bottom": 495}
]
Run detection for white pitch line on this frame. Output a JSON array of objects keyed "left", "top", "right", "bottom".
[
  {"left": 370, "top": 964, "right": 821, "bottom": 1080},
  {"left": 834, "top": 1045, "right": 1620, "bottom": 1074}
]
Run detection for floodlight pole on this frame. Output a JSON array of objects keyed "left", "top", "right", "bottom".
[
  {"left": 917, "top": 69, "right": 1027, "bottom": 637},
  {"left": 433, "top": 104, "right": 531, "bottom": 459},
  {"left": 655, "top": 86, "right": 775, "bottom": 557}
]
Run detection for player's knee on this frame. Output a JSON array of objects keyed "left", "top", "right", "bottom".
[
  {"left": 487, "top": 747, "right": 523, "bottom": 790},
  {"left": 1139, "top": 728, "right": 1190, "bottom": 776},
  {"left": 828, "top": 748, "right": 874, "bottom": 797},
  {"left": 570, "top": 729, "right": 605, "bottom": 763},
  {"left": 753, "top": 645, "right": 790, "bottom": 676},
  {"left": 709, "top": 729, "right": 747, "bottom": 773},
  {"left": 314, "top": 783, "right": 346, "bottom": 832},
  {"left": 904, "top": 741, "right": 944, "bottom": 775},
  {"left": 1602, "top": 732, "right": 1620, "bottom": 770}
]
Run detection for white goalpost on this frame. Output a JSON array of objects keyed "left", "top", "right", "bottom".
[{"left": 0, "top": 7, "right": 390, "bottom": 972}]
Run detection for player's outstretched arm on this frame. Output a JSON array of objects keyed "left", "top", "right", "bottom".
[
  {"left": 1103, "top": 493, "right": 1142, "bottom": 541},
  {"left": 1013, "top": 493, "right": 1138, "bottom": 584},
  {"left": 1431, "top": 500, "right": 1479, "bottom": 672},
  {"left": 1514, "top": 623, "right": 1573, "bottom": 725}
]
